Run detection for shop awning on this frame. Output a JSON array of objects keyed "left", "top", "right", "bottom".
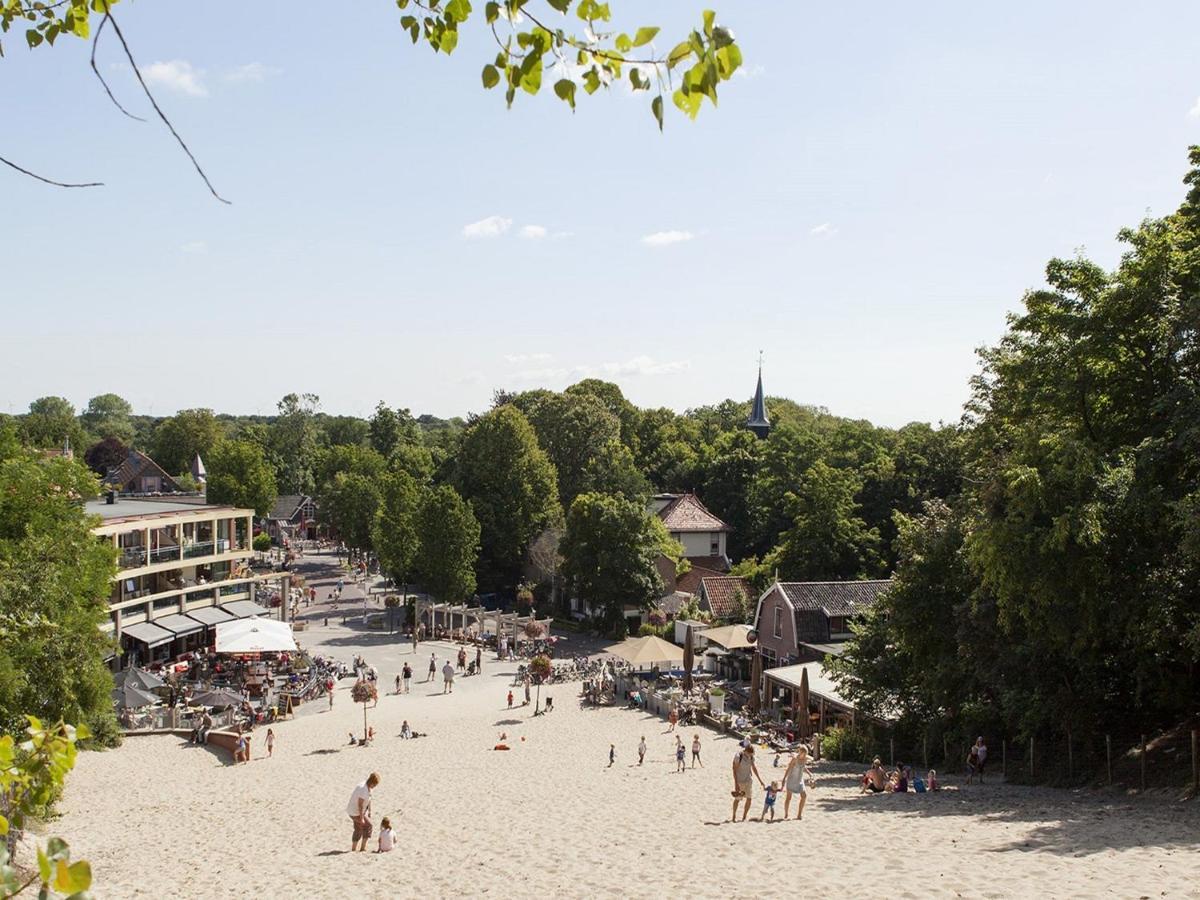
[
  {"left": 153, "top": 614, "right": 204, "bottom": 638},
  {"left": 121, "top": 621, "right": 175, "bottom": 649},
  {"left": 220, "top": 600, "right": 269, "bottom": 619},
  {"left": 187, "top": 606, "right": 235, "bottom": 626}
]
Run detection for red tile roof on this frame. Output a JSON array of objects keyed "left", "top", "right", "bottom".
[
  {"left": 675, "top": 564, "right": 726, "bottom": 596},
  {"left": 684, "top": 554, "right": 730, "bottom": 574},
  {"left": 657, "top": 493, "right": 731, "bottom": 533},
  {"left": 700, "top": 576, "right": 754, "bottom": 620}
]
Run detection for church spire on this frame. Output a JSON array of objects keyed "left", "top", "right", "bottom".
[{"left": 746, "top": 352, "right": 770, "bottom": 439}]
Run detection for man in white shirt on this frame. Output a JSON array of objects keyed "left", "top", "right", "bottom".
[
  {"left": 974, "top": 737, "right": 988, "bottom": 783},
  {"left": 346, "top": 772, "right": 379, "bottom": 852},
  {"left": 442, "top": 660, "right": 455, "bottom": 694}
]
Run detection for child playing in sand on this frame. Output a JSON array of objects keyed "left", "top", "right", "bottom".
[
  {"left": 609, "top": 744, "right": 616, "bottom": 767},
  {"left": 401, "top": 721, "right": 412, "bottom": 739},
  {"left": 377, "top": 817, "right": 395, "bottom": 853},
  {"left": 760, "top": 782, "right": 780, "bottom": 821},
  {"left": 675, "top": 736, "right": 686, "bottom": 773},
  {"left": 927, "top": 769, "right": 939, "bottom": 791}
]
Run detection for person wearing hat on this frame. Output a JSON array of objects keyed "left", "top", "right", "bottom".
[{"left": 731, "top": 742, "right": 765, "bottom": 822}]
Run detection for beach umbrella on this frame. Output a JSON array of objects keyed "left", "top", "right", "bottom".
[
  {"left": 215, "top": 616, "right": 297, "bottom": 654},
  {"left": 112, "top": 681, "right": 160, "bottom": 709},
  {"left": 796, "top": 666, "right": 811, "bottom": 738},
  {"left": 682, "top": 625, "right": 695, "bottom": 694},
  {"left": 699, "top": 624, "right": 754, "bottom": 650},
  {"left": 192, "top": 688, "right": 245, "bottom": 709},
  {"left": 603, "top": 635, "right": 685, "bottom": 667},
  {"left": 114, "top": 667, "right": 166, "bottom": 691},
  {"left": 748, "top": 650, "right": 762, "bottom": 714}
]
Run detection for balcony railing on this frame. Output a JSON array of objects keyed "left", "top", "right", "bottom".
[
  {"left": 182, "top": 541, "right": 215, "bottom": 559},
  {"left": 218, "top": 583, "right": 249, "bottom": 597},
  {"left": 120, "top": 547, "right": 147, "bottom": 568},
  {"left": 150, "top": 545, "right": 181, "bottom": 564}
]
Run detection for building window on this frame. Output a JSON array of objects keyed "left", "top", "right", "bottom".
[
  {"left": 710, "top": 535, "right": 720, "bottom": 556},
  {"left": 773, "top": 607, "right": 783, "bottom": 639}
]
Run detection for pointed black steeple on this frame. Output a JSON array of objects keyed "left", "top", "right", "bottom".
[{"left": 746, "top": 354, "right": 770, "bottom": 440}]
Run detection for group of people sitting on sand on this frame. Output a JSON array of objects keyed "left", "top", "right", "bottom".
[{"left": 860, "top": 757, "right": 939, "bottom": 793}]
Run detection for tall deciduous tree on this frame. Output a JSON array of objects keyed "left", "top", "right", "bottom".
[
  {"left": 373, "top": 471, "right": 422, "bottom": 592},
  {"left": 205, "top": 440, "right": 278, "bottom": 516},
  {"left": 416, "top": 484, "right": 480, "bottom": 604},
  {"left": 455, "top": 405, "right": 561, "bottom": 592},
  {"left": 526, "top": 391, "right": 621, "bottom": 508},
  {"left": 561, "top": 492, "right": 666, "bottom": 637},
  {"left": 19, "top": 396, "right": 84, "bottom": 450},
  {"left": 80, "top": 393, "right": 134, "bottom": 443},
  {"left": 151, "top": 408, "right": 224, "bottom": 475},
  {"left": 321, "top": 472, "right": 381, "bottom": 555},
  {"left": 270, "top": 393, "right": 320, "bottom": 495}
]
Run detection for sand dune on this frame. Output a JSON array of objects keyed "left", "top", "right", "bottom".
[{"left": 53, "top": 650, "right": 1200, "bottom": 899}]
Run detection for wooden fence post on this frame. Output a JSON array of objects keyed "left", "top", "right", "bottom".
[
  {"left": 1191, "top": 729, "right": 1198, "bottom": 793},
  {"left": 1105, "top": 734, "right": 1112, "bottom": 786},
  {"left": 1029, "top": 736, "right": 1034, "bottom": 781},
  {"left": 1140, "top": 734, "right": 1147, "bottom": 791}
]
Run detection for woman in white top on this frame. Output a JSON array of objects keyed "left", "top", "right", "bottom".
[{"left": 782, "top": 745, "right": 812, "bottom": 820}]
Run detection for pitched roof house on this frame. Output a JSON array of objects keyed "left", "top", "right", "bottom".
[
  {"left": 651, "top": 492, "right": 732, "bottom": 572},
  {"left": 104, "top": 449, "right": 183, "bottom": 495},
  {"left": 698, "top": 575, "right": 754, "bottom": 622},
  {"left": 753, "top": 579, "right": 892, "bottom": 666}
]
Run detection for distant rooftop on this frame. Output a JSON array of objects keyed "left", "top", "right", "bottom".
[{"left": 85, "top": 496, "right": 238, "bottom": 523}]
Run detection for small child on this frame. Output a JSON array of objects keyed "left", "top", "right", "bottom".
[
  {"left": 760, "top": 782, "right": 780, "bottom": 821},
  {"left": 401, "top": 720, "right": 412, "bottom": 739},
  {"left": 507, "top": 690, "right": 514, "bottom": 709},
  {"left": 265, "top": 728, "right": 275, "bottom": 758},
  {"left": 928, "top": 769, "right": 940, "bottom": 791},
  {"left": 675, "top": 737, "right": 686, "bottom": 773},
  {"left": 638, "top": 736, "right": 647, "bottom": 765},
  {"left": 609, "top": 743, "right": 616, "bottom": 767},
  {"left": 377, "top": 817, "right": 395, "bottom": 853}
]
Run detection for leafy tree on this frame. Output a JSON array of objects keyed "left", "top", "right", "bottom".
[
  {"left": 415, "top": 484, "right": 480, "bottom": 605},
  {"left": 696, "top": 428, "right": 763, "bottom": 558},
  {"left": 0, "top": 449, "right": 117, "bottom": 744},
  {"left": 581, "top": 438, "right": 650, "bottom": 501},
  {"left": 373, "top": 471, "right": 422, "bottom": 594},
  {"left": 270, "top": 393, "right": 321, "bottom": 495},
  {"left": 18, "top": 397, "right": 84, "bottom": 451},
  {"left": 560, "top": 492, "right": 665, "bottom": 635},
  {"left": 253, "top": 532, "right": 273, "bottom": 553},
  {"left": 82, "top": 436, "right": 128, "bottom": 476},
  {"left": 205, "top": 440, "right": 278, "bottom": 516},
  {"left": 526, "top": 391, "right": 620, "bottom": 508},
  {"left": 151, "top": 408, "right": 224, "bottom": 476},
  {"left": 79, "top": 393, "right": 134, "bottom": 443},
  {"left": 455, "top": 406, "right": 561, "bottom": 591},
  {"left": 321, "top": 472, "right": 381, "bottom": 555},
  {"left": 368, "top": 403, "right": 420, "bottom": 459},
  {"left": 313, "top": 445, "right": 387, "bottom": 502},
  {"left": 320, "top": 415, "right": 370, "bottom": 448},
  {"left": 765, "top": 460, "right": 880, "bottom": 581}
]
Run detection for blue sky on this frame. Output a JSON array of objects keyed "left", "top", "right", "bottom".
[{"left": 4, "top": 1, "right": 1199, "bottom": 426}]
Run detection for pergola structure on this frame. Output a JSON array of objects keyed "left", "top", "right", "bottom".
[{"left": 422, "top": 603, "right": 552, "bottom": 645}]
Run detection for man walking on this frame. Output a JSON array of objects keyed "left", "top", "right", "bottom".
[
  {"left": 346, "top": 772, "right": 379, "bottom": 852},
  {"left": 475, "top": 645, "right": 482, "bottom": 675},
  {"left": 442, "top": 660, "right": 456, "bottom": 694},
  {"left": 427, "top": 652, "right": 437, "bottom": 683},
  {"left": 402, "top": 662, "right": 412, "bottom": 694}
]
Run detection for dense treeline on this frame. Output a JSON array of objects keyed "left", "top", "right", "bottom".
[{"left": 833, "top": 147, "right": 1200, "bottom": 750}]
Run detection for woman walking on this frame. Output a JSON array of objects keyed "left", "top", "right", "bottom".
[{"left": 782, "top": 746, "right": 812, "bottom": 820}]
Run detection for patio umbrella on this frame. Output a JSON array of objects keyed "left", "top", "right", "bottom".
[
  {"left": 114, "top": 667, "right": 166, "bottom": 691},
  {"left": 682, "top": 625, "right": 695, "bottom": 694},
  {"left": 796, "top": 666, "right": 811, "bottom": 738},
  {"left": 192, "top": 688, "right": 245, "bottom": 709},
  {"left": 748, "top": 650, "right": 762, "bottom": 714},
  {"left": 112, "top": 681, "right": 160, "bottom": 709},
  {"left": 603, "top": 635, "right": 685, "bottom": 667},
  {"left": 699, "top": 624, "right": 754, "bottom": 650},
  {"left": 215, "top": 616, "right": 297, "bottom": 654}
]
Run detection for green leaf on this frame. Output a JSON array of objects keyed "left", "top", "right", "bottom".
[
  {"left": 485, "top": 1, "right": 499, "bottom": 23},
  {"left": 444, "top": 0, "right": 470, "bottom": 22},
  {"left": 702, "top": 9, "right": 715, "bottom": 37},
  {"left": 673, "top": 87, "right": 701, "bottom": 119},
  {"left": 25, "top": 27, "right": 42, "bottom": 47},
  {"left": 553, "top": 77, "right": 576, "bottom": 110},
  {"left": 651, "top": 94, "right": 663, "bottom": 131},
  {"left": 64, "top": 860, "right": 92, "bottom": 893},
  {"left": 715, "top": 43, "right": 741, "bottom": 78},
  {"left": 582, "top": 67, "right": 601, "bottom": 95},
  {"left": 37, "top": 846, "right": 51, "bottom": 884},
  {"left": 481, "top": 63, "right": 500, "bottom": 88},
  {"left": 632, "top": 26, "right": 659, "bottom": 47},
  {"left": 546, "top": 0, "right": 570, "bottom": 11},
  {"left": 520, "top": 59, "right": 541, "bottom": 94},
  {"left": 666, "top": 41, "right": 690, "bottom": 68},
  {"left": 439, "top": 26, "right": 458, "bottom": 54},
  {"left": 711, "top": 25, "right": 734, "bottom": 49},
  {"left": 615, "top": 33, "right": 632, "bottom": 54}
]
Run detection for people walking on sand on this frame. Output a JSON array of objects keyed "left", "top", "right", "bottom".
[
  {"left": 731, "top": 742, "right": 765, "bottom": 822},
  {"left": 327, "top": 678, "right": 335, "bottom": 710},
  {"left": 402, "top": 662, "right": 412, "bottom": 694},
  {"left": 427, "top": 653, "right": 437, "bottom": 683},
  {"left": 395, "top": 674, "right": 402, "bottom": 695},
  {"left": 507, "top": 690, "right": 514, "bottom": 709},
  {"left": 347, "top": 772, "right": 379, "bottom": 852},
  {"left": 442, "top": 660, "right": 455, "bottom": 694},
  {"left": 782, "top": 745, "right": 812, "bottom": 820},
  {"left": 638, "top": 736, "right": 647, "bottom": 765},
  {"left": 691, "top": 733, "right": 703, "bottom": 768},
  {"left": 475, "top": 645, "right": 482, "bottom": 674},
  {"left": 966, "top": 745, "right": 980, "bottom": 784},
  {"left": 523, "top": 677, "right": 531, "bottom": 706},
  {"left": 675, "top": 736, "right": 686, "bottom": 773},
  {"left": 667, "top": 705, "right": 678, "bottom": 732},
  {"left": 266, "top": 728, "right": 275, "bottom": 758},
  {"left": 235, "top": 730, "right": 249, "bottom": 764},
  {"left": 457, "top": 648, "right": 467, "bottom": 672},
  {"left": 609, "top": 744, "right": 616, "bottom": 767},
  {"left": 760, "top": 781, "right": 780, "bottom": 822},
  {"left": 973, "top": 736, "right": 988, "bottom": 784}
]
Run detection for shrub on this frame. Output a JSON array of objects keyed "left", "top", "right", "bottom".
[
  {"left": 253, "top": 533, "right": 272, "bottom": 552},
  {"left": 637, "top": 623, "right": 669, "bottom": 638},
  {"left": 708, "top": 687, "right": 725, "bottom": 697},
  {"left": 647, "top": 609, "right": 667, "bottom": 627},
  {"left": 821, "top": 725, "right": 871, "bottom": 763}
]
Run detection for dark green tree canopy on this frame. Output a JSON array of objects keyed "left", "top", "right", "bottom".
[{"left": 205, "top": 440, "right": 278, "bottom": 516}]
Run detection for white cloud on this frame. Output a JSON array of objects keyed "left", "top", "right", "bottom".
[
  {"left": 519, "top": 224, "right": 548, "bottom": 240},
  {"left": 180, "top": 241, "right": 208, "bottom": 254},
  {"left": 735, "top": 64, "right": 767, "bottom": 80},
  {"left": 504, "top": 353, "right": 553, "bottom": 364},
  {"left": 141, "top": 60, "right": 207, "bottom": 97},
  {"left": 224, "top": 62, "right": 282, "bottom": 83},
  {"left": 809, "top": 222, "right": 837, "bottom": 236},
  {"left": 513, "top": 355, "right": 689, "bottom": 382},
  {"left": 641, "top": 230, "right": 694, "bottom": 247},
  {"left": 462, "top": 215, "right": 513, "bottom": 239},
  {"left": 1190, "top": 96, "right": 1200, "bottom": 117}
]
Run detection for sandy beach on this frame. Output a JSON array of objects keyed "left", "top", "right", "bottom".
[{"left": 52, "top": 638, "right": 1200, "bottom": 899}]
